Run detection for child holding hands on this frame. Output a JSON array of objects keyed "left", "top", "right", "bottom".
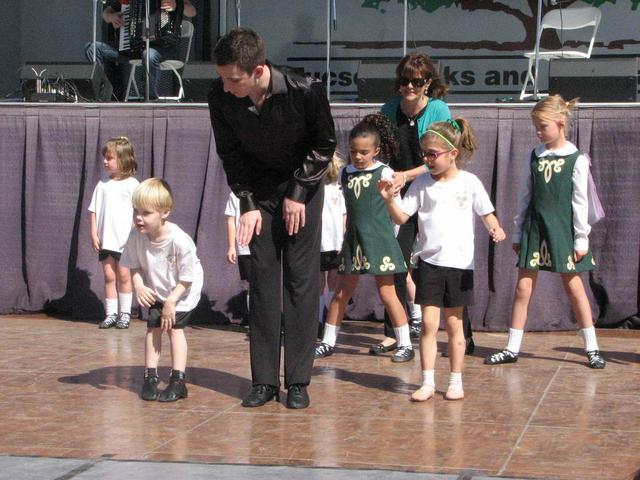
[
  {"left": 380, "top": 118, "right": 505, "bottom": 400},
  {"left": 120, "top": 178, "right": 204, "bottom": 402},
  {"left": 484, "top": 96, "right": 606, "bottom": 369}
]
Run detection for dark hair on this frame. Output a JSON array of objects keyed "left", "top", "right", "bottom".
[
  {"left": 395, "top": 52, "right": 448, "bottom": 99},
  {"left": 350, "top": 113, "right": 399, "bottom": 165},
  {"left": 213, "top": 27, "right": 265, "bottom": 74}
]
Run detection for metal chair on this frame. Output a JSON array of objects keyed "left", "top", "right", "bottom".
[
  {"left": 125, "top": 20, "right": 194, "bottom": 101},
  {"left": 520, "top": 6, "right": 601, "bottom": 100}
]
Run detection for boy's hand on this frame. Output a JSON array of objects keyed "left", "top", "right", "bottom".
[
  {"left": 161, "top": 300, "right": 176, "bottom": 331},
  {"left": 91, "top": 234, "right": 101, "bottom": 253},
  {"left": 135, "top": 285, "right": 157, "bottom": 308},
  {"left": 512, "top": 243, "right": 521, "bottom": 255},
  {"left": 376, "top": 179, "right": 395, "bottom": 202},
  {"left": 489, "top": 227, "right": 506, "bottom": 243},
  {"left": 574, "top": 250, "right": 587, "bottom": 262},
  {"left": 226, "top": 247, "right": 237, "bottom": 264}
]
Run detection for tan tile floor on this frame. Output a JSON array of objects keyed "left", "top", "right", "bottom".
[{"left": 1, "top": 314, "right": 639, "bottom": 479}]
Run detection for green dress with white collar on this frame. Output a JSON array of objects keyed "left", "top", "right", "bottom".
[
  {"left": 518, "top": 149, "right": 595, "bottom": 273},
  {"left": 339, "top": 164, "right": 407, "bottom": 275}
]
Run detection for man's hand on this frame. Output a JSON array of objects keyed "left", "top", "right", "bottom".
[
  {"left": 161, "top": 0, "right": 177, "bottom": 11},
  {"left": 135, "top": 284, "right": 157, "bottom": 308},
  {"left": 161, "top": 300, "right": 176, "bottom": 331},
  {"left": 237, "top": 210, "right": 262, "bottom": 246},
  {"left": 107, "top": 11, "right": 124, "bottom": 28},
  {"left": 283, "top": 198, "right": 306, "bottom": 236}
]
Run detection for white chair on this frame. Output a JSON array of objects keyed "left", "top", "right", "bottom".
[
  {"left": 520, "top": 6, "right": 601, "bottom": 100},
  {"left": 125, "top": 20, "right": 194, "bottom": 101}
]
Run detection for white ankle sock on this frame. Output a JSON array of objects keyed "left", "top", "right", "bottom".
[
  {"left": 105, "top": 298, "right": 118, "bottom": 316},
  {"left": 448, "top": 372, "right": 463, "bottom": 390},
  {"left": 118, "top": 293, "right": 132, "bottom": 315},
  {"left": 581, "top": 326, "right": 599, "bottom": 352},
  {"left": 422, "top": 369, "right": 435, "bottom": 388},
  {"left": 394, "top": 324, "right": 412, "bottom": 347},
  {"left": 409, "top": 302, "right": 422, "bottom": 320},
  {"left": 322, "top": 323, "right": 339, "bottom": 347},
  {"left": 507, "top": 328, "right": 524, "bottom": 353}
]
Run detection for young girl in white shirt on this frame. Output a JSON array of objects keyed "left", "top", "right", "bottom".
[
  {"left": 88, "top": 137, "right": 139, "bottom": 329},
  {"left": 380, "top": 118, "right": 505, "bottom": 400},
  {"left": 484, "top": 96, "right": 606, "bottom": 369}
]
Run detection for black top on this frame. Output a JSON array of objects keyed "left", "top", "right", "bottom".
[
  {"left": 394, "top": 105, "right": 426, "bottom": 172},
  {"left": 208, "top": 63, "right": 337, "bottom": 213}
]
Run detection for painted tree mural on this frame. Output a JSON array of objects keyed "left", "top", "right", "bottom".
[{"left": 331, "top": 0, "right": 640, "bottom": 51}]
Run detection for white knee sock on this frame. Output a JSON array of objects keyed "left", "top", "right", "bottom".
[
  {"left": 507, "top": 328, "right": 524, "bottom": 353},
  {"left": 448, "top": 372, "right": 463, "bottom": 390},
  {"left": 322, "top": 323, "right": 340, "bottom": 347},
  {"left": 580, "top": 326, "right": 599, "bottom": 352},
  {"left": 105, "top": 298, "right": 118, "bottom": 316},
  {"left": 394, "top": 324, "right": 412, "bottom": 347},
  {"left": 118, "top": 293, "right": 132, "bottom": 315},
  {"left": 422, "top": 369, "right": 435, "bottom": 389}
]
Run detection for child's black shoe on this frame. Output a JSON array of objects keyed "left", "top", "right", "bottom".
[
  {"left": 141, "top": 371, "right": 159, "bottom": 401},
  {"left": 158, "top": 370, "right": 188, "bottom": 402},
  {"left": 586, "top": 350, "right": 606, "bottom": 369},
  {"left": 484, "top": 348, "right": 518, "bottom": 365}
]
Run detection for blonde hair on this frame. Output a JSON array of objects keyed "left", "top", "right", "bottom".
[
  {"left": 325, "top": 152, "right": 346, "bottom": 184},
  {"left": 531, "top": 95, "right": 579, "bottom": 134},
  {"left": 101, "top": 136, "right": 137, "bottom": 178},
  {"left": 421, "top": 118, "right": 477, "bottom": 166},
  {"left": 132, "top": 178, "right": 174, "bottom": 211}
]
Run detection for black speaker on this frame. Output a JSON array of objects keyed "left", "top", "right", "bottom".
[
  {"left": 356, "top": 60, "right": 397, "bottom": 102},
  {"left": 21, "top": 62, "right": 113, "bottom": 102},
  {"left": 182, "top": 62, "right": 217, "bottom": 102},
  {"left": 549, "top": 58, "right": 638, "bottom": 102}
]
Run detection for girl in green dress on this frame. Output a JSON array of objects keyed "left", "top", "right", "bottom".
[
  {"left": 484, "top": 95, "right": 606, "bottom": 369},
  {"left": 315, "top": 115, "right": 414, "bottom": 363}
]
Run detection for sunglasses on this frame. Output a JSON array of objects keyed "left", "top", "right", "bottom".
[
  {"left": 421, "top": 149, "right": 452, "bottom": 161},
  {"left": 399, "top": 77, "right": 428, "bottom": 87}
]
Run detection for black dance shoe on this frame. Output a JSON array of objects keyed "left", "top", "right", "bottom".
[
  {"left": 586, "top": 350, "right": 606, "bottom": 369},
  {"left": 286, "top": 384, "right": 310, "bottom": 409},
  {"left": 484, "top": 348, "right": 518, "bottom": 365},
  {"left": 158, "top": 370, "right": 188, "bottom": 402},
  {"left": 241, "top": 384, "right": 279, "bottom": 407},
  {"left": 141, "top": 372, "right": 159, "bottom": 401},
  {"left": 368, "top": 341, "right": 397, "bottom": 355}
]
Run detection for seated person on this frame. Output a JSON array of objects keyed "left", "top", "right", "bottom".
[{"left": 85, "top": 0, "right": 196, "bottom": 100}]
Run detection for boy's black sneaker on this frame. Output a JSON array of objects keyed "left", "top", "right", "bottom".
[
  {"left": 484, "top": 348, "right": 518, "bottom": 365},
  {"left": 141, "top": 373, "right": 159, "bottom": 401},
  {"left": 586, "top": 350, "right": 606, "bottom": 369},
  {"left": 158, "top": 370, "right": 188, "bottom": 402}
]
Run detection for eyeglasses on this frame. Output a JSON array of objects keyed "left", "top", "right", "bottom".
[
  {"left": 421, "top": 149, "right": 452, "bottom": 161},
  {"left": 399, "top": 77, "right": 428, "bottom": 87}
]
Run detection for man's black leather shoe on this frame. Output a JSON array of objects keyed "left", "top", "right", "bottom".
[
  {"left": 286, "top": 384, "right": 310, "bottom": 409},
  {"left": 241, "top": 384, "right": 279, "bottom": 407}
]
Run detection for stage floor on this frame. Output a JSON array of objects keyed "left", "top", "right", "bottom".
[{"left": 1, "top": 315, "right": 639, "bottom": 479}]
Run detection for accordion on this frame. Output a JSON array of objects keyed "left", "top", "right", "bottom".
[{"left": 118, "top": 0, "right": 184, "bottom": 55}]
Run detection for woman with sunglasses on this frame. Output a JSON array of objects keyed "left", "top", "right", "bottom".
[{"left": 375, "top": 52, "right": 475, "bottom": 357}]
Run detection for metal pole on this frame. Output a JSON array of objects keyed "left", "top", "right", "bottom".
[
  {"left": 219, "top": 0, "right": 227, "bottom": 35},
  {"left": 403, "top": 0, "right": 408, "bottom": 56},
  {"left": 236, "top": 0, "right": 241, "bottom": 27},
  {"left": 92, "top": 0, "right": 98, "bottom": 65},
  {"left": 532, "top": 0, "right": 543, "bottom": 99},
  {"left": 326, "top": 0, "right": 331, "bottom": 99},
  {"left": 145, "top": 0, "right": 150, "bottom": 102}
]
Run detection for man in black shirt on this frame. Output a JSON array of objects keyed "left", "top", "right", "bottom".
[{"left": 208, "top": 28, "right": 336, "bottom": 409}]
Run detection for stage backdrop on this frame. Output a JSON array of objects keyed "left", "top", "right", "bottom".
[{"left": 0, "top": 103, "right": 638, "bottom": 331}]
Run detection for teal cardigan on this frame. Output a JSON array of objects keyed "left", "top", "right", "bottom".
[{"left": 380, "top": 97, "right": 451, "bottom": 139}]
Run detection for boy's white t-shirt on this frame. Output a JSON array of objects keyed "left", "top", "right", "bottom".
[
  {"left": 88, "top": 176, "right": 139, "bottom": 252},
  {"left": 321, "top": 181, "right": 347, "bottom": 252},
  {"left": 224, "top": 192, "right": 251, "bottom": 256},
  {"left": 120, "top": 222, "right": 203, "bottom": 312},
  {"left": 401, "top": 170, "right": 495, "bottom": 270}
]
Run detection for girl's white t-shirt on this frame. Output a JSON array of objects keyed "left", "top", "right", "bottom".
[
  {"left": 224, "top": 192, "right": 251, "bottom": 256},
  {"left": 120, "top": 222, "right": 203, "bottom": 312},
  {"left": 321, "top": 181, "right": 347, "bottom": 252},
  {"left": 88, "top": 176, "right": 139, "bottom": 252},
  {"left": 401, "top": 170, "right": 495, "bottom": 270}
]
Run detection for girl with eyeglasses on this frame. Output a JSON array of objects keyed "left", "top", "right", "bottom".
[
  {"left": 377, "top": 53, "right": 474, "bottom": 357},
  {"left": 379, "top": 119, "right": 505, "bottom": 401}
]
